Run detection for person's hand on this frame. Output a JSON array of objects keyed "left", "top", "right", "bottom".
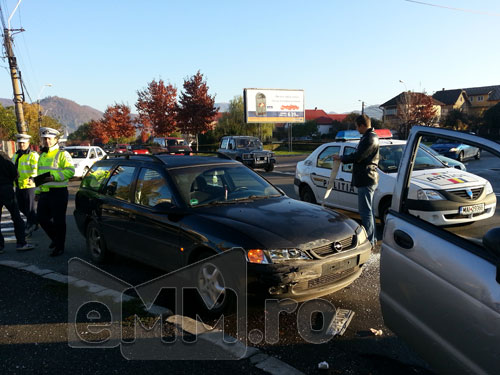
[{"left": 332, "top": 154, "right": 341, "bottom": 161}]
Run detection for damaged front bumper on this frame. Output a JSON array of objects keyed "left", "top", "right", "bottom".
[{"left": 246, "top": 241, "right": 372, "bottom": 301}]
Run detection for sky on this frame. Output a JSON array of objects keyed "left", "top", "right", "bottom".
[{"left": 1, "top": 0, "right": 500, "bottom": 115}]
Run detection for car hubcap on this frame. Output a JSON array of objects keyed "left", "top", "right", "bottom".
[
  {"left": 89, "top": 227, "right": 102, "bottom": 257},
  {"left": 197, "top": 263, "right": 225, "bottom": 309}
]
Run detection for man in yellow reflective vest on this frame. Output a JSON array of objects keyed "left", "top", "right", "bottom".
[
  {"left": 35, "top": 127, "right": 75, "bottom": 257},
  {"left": 12, "top": 134, "right": 39, "bottom": 235}
]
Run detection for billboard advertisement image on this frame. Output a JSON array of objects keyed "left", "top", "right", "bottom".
[{"left": 244, "top": 88, "right": 305, "bottom": 123}]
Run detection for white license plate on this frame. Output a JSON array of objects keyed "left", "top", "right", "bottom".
[
  {"left": 459, "top": 203, "right": 485, "bottom": 215},
  {"left": 255, "top": 159, "right": 266, "bottom": 164}
]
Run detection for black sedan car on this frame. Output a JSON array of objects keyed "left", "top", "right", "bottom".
[{"left": 74, "top": 154, "right": 371, "bottom": 312}]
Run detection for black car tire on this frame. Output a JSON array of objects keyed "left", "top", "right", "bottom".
[
  {"left": 458, "top": 151, "right": 464, "bottom": 162},
  {"left": 475, "top": 150, "right": 481, "bottom": 160},
  {"left": 300, "top": 185, "right": 317, "bottom": 204},
  {"left": 192, "top": 250, "right": 235, "bottom": 316},
  {"left": 265, "top": 163, "right": 274, "bottom": 172},
  {"left": 86, "top": 221, "right": 110, "bottom": 264}
]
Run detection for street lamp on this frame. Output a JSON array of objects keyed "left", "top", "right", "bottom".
[
  {"left": 399, "top": 80, "right": 408, "bottom": 93},
  {"left": 358, "top": 99, "right": 365, "bottom": 115},
  {"left": 37, "top": 84, "right": 53, "bottom": 131}
]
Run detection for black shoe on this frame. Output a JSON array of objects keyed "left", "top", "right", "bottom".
[
  {"left": 49, "top": 242, "right": 56, "bottom": 249},
  {"left": 49, "top": 248, "right": 64, "bottom": 257}
]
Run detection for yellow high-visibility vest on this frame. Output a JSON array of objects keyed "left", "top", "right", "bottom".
[
  {"left": 37, "top": 145, "right": 75, "bottom": 192},
  {"left": 12, "top": 150, "right": 39, "bottom": 189}
]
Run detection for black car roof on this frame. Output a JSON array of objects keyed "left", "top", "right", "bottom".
[{"left": 103, "top": 154, "right": 238, "bottom": 169}]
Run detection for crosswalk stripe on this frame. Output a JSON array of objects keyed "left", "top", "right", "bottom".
[{"left": 1, "top": 226, "right": 14, "bottom": 233}]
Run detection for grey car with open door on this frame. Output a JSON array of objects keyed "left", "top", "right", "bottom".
[{"left": 380, "top": 126, "right": 500, "bottom": 375}]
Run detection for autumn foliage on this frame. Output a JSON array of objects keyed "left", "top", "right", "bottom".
[
  {"left": 135, "top": 79, "right": 177, "bottom": 137},
  {"left": 397, "top": 92, "right": 439, "bottom": 139},
  {"left": 176, "top": 71, "right": 218, "bottom": 148},
  {"left": 90, "top": 103, "right": 135, "bottom": 143}
]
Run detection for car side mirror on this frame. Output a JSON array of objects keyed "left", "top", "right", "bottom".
[{"left": 483, "top": 227, "right": 500, "bottom": 257}]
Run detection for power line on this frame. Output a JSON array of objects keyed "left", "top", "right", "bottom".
[{"left": 404, "top": 0, "right": 500, "bottom": 17}]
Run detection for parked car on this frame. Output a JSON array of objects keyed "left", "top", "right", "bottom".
[
  {"left": 150, "top": 137, "right": 192, "bottom": 155},
  {"left": 74, "top": 154, "right": 371, "bottom": 313},
  {"left": 130, "top": 144, "right": 150, "bottom": 154},
  {"left": 294, "top": 130, "right": 496, "bottom": 225},
  {"left": 380, "top": 126, "right": 500, "bottom": 374},
  {"left": 430, "top": 139, "right": 480, "bottom": 162},
  {"left": 217, "top": 135, "right": 276, "bottom": 172},
  {"left": 64, "top": 146, "right": 106, "bottom": 178},
  {"left": 115, "top": 144, "right": 131, "bottom": 154},
  {"left": 419, "top": 143, "right": 466, "bottom": 171}
]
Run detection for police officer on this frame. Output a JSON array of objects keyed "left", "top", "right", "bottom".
[
  {"left": 35, "top": 127, "right": 75, "bottom": 256},
  {"left": 12, "top": 134, "right": 39, "bottom": 235},
  {"left": 0, "top": 147, "right": 34, "bottom": 253}
]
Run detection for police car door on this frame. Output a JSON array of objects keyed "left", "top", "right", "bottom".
[
  {"left": 332, "top": 145, "right": 359, "bottom": 210},
  {"left": 380, "top": 126, "right": 500, "bottom": 374},
  {"left": 308, "top": 145, "right": 341, "bottom": 206}
]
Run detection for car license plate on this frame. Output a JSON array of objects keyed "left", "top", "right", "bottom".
[
  {"left": 255, "top": 159, "right": 266, "bottom": 164},
  {"left": 459, "top": 203, "right": 485, "bottom": 215},
  {"left": 322, "top": 256, "right": 358, "bottom": 275}
]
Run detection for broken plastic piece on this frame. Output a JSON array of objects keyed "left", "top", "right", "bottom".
[{"left": 370, "top": 328, "right": 383, "bottom": 336}]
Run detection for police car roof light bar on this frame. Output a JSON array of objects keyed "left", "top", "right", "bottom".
[{"left": 335, "top": 130, "right": 361, "bottom": 141}]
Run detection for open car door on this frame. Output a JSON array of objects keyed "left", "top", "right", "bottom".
[{"left": 380, "top": 126, "right": 500, "bottom": 374}]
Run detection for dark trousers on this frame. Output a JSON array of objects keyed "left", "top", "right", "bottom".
[
  {"left": 37, "top": 188, "right": 68, "bottom": 252},
  {"left": 0, "top": 185, "right": 26, "bottom": 248},
  {"left": 16, "top": 187, "right": 37, "bottom": 227}
]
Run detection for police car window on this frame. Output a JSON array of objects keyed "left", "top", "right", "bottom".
[
  {"left": 317, "top": 146, "right": 340, "bottom": 169},
  {"left": 406, "top": 134, "right": 499, "bottom": 252},
  {"left": 105, "top": 165, "right": 136, "bottom": 201},
  {"left": 97, "top": 149, "right": 103, "bottom": 157},
  {"left": 342, "top": 147, "right": 356, "bottom": 173},
  {"left": 135, "top": 168, "right": 172, "bottom": 207},
  {"left": 81, "top": 163, "right": 113, "bottom": 191}
]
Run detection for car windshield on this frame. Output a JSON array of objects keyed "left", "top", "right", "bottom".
[
  {"left": 167, "top": 139, "right": 186, "bottom": 146},
  {"left": 378, "top": 145, "right": 444, "bottom": 173},
  {"left": 236, "top": 138, "right": 262, "bottom": 149},
  {"left": 169, "top": 164, "right": 282, "bottom": 207},
  {"left": 65, "top": 148, "right": 88, "bottom": 159},
  {"left": 131, "top": 145, "right": 146, "bottom": 150}
]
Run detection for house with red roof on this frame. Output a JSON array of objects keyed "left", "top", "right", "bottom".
[{"left": 305, "top": 109, "right": 348, "bottom": 134}]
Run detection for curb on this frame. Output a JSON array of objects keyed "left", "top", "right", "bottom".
[{"left": 0, "top": 259, "right": 305, "bottom": 375}]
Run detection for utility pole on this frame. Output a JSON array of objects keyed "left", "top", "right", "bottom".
[
  {"left": 1, "top": 1, "right": 27, "bottom": 134},
  {"left": 361, "top": 101, "right": 365, "bottom": 115}
]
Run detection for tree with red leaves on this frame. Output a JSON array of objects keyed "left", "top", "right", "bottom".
[
  {"left": 176, "top": 71, "right": 218, "bottom": 150},
  {"left": 90, "top": 103, "right": 135, "bottom": 143},
  {"left": 397, "top": 92, "right": 439, "bottom": 139},
  {"left": 135, "top": 79, "right": 178, "bottom": 137}
]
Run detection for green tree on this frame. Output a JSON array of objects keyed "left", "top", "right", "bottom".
[
  {"left": 215, "top": 96, "right": 273, "bottom": 140},
  {"left": 483, "top": 103, "right": 500, "bottom": 129},
  {"left": 68, "top": 123, "right": 93, "bottom": 142},
  {"left": 441, "top": 109, "right": 469, "bottom": 130},
  {"left": 291, "top": 120, "right": 318, "bottom": 138},
  {"left": 0, "top": 104, "right": 17, "bottom": 139}
]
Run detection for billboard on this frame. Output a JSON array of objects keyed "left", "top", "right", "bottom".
[{"left": 243, "top": 88, "right": 305, "bottom": 123}]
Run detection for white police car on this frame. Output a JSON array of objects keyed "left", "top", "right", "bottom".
[{"left": 294, "top": 130, "right": 496, "bottom": 226}]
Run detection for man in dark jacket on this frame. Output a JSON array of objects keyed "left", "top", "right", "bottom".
[
  {"left": 334, "top": 115, "right": 379, "bottom": 246},
  {"left": 0, "top": 148, "right": 34, "bottom": 253}
]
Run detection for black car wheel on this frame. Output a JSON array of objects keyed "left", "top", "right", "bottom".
[
  {"left": 300, "top": 185, "right": 317, "bottom": 204},
  {"left": 475, "top": 150, "right": 481, "bottom": 160},
  {"left": 86, "top": 221, "right": 110, "bottom": 263},
  {"left": 265, "top": 163, "right": 274, "bottom": 172}
]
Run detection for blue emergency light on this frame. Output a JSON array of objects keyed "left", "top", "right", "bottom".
[{"left": 335, "top": 130, "right": 361, "bottom": 141}]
